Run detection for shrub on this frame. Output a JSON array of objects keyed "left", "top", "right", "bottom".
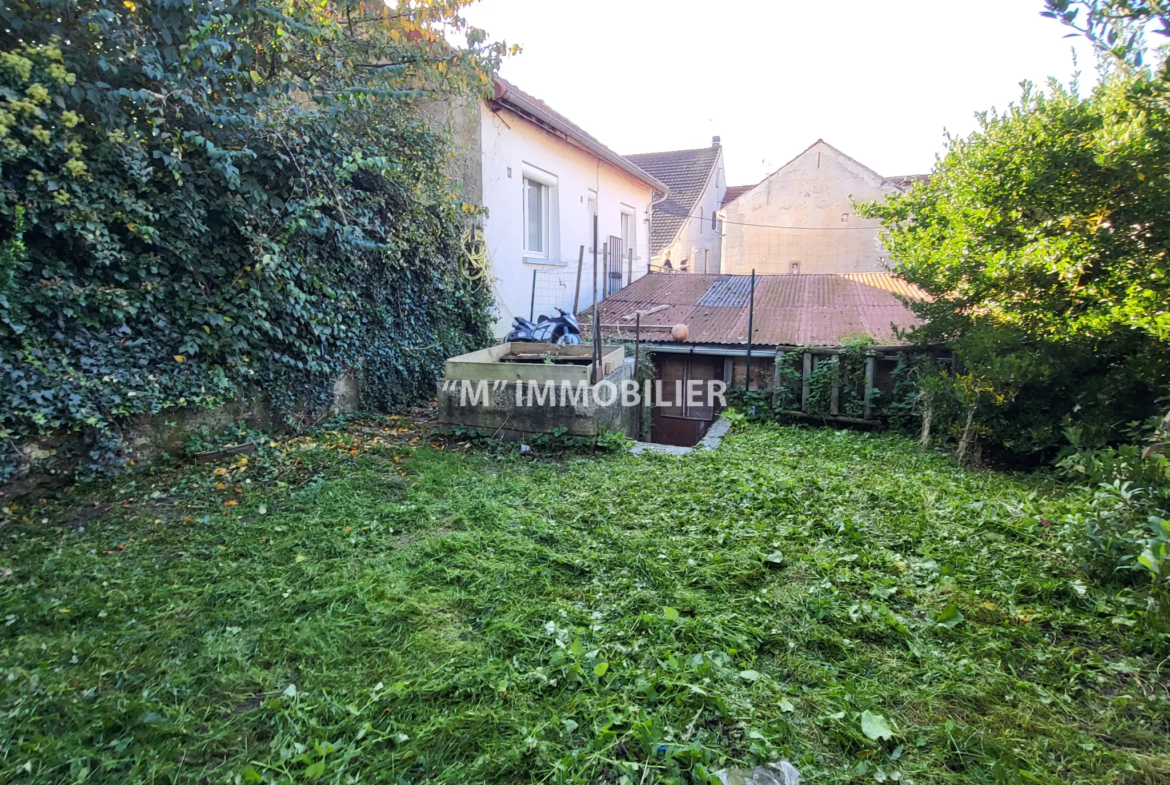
[{"left": 857, "top": 74, "right": 1170, "bottom": 462}]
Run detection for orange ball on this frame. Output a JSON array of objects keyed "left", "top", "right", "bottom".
[{"left": 671, "top": 323, "right": 690, "bottom": 341}]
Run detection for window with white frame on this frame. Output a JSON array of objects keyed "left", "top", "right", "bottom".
[
  {"left": 523, "top": 177, "right": 549, "bottom": 258},
  {"left": 620, "top": 208, "right": 635, "bottom": 260}
]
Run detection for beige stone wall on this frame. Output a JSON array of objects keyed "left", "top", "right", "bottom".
[
  {"left": 417, "top": 95, "right": 483, "bottom": 204},
  {"left": 721, "top": 141, "right": 899, "bottom": 275}
]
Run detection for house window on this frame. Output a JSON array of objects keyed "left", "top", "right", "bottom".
[
  {"left": 620, "top": 210, "right": 635, "bottom": 260},
  {"left": 711, "top": 210, "right": 718, "bottom": 230},
  {"left": 523, "top": 177, "right": 549, "bottom": 257},
  {"left": 699, "top": 207, "right": 704, "bottom": 233},
  {"left": 791, "top": 262, "right": 800, "bottom": 274},
  {"left": 524, "top": 178, "right": 545, "bottom": 254}
]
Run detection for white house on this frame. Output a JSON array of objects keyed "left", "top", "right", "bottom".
[
  {"left": 626, "top": 138, "right": 726, "bottom": 274},
  {"left": 719, "top": 140, "right": 926, "bottom": 276},
  {"left": 449, "top": 79, "right": 667, "bottom": 337}
]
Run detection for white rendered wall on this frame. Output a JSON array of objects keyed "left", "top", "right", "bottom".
[{"left": 479, "top": 100, "right": 654, "bottom": 336}]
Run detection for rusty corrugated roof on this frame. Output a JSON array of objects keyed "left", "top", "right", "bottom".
[{"left": 579, "top": 272, "right": 926, "bottom": 347}]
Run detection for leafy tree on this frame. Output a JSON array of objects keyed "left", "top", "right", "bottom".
[
  {"left": 0, "top": 1, "right": 511, "bottom": 479},
  {"left": 1044, "top": 0, "right": 1170, "bottom": 73},
  {"left": 858, "top": 74, "right": 1170, "bottom": 458}
]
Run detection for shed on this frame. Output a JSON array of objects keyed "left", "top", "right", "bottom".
[{"left": 579, "top": 272, "right": 943, "bottom": 445}]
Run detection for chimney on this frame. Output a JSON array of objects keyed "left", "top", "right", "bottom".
[{"left": 712, "top": 135, "right": 721, "bottom": 147}]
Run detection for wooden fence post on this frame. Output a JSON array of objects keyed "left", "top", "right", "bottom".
[
  {"left": 771, "top": 351, "right": 784, "bottom": 407},
  {"left": 864, "top": 353, "right": 877, "bottom": 420},
  {"left": 830, "top": 355, "right": 840, "bottom": 416},
  {"left": 801, "top": 352, "right": 812, "bottom": 412},
  {"left": 573, "top": 245, "right": 585, "bottom": 314}
]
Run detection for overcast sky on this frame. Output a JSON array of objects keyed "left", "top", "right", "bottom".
[{"left": 461, "top": 0, "right": 1100, "bottom": 186}]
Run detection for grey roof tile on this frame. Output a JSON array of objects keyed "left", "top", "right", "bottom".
[{"left": 625, "top": 145, "right": 721, "bottom": 255}]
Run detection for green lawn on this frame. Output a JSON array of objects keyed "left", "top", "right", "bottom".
[{"left": 2, "top": 420, "right": 1168, "bottom": 784}]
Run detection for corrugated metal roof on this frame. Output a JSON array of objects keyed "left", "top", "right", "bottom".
[
  {"left": 580, "top": 272, "right": 926, "bottom": 347},
  {"left": 697, "top": 275, "right": 754, "bottom": 307},
  {"left": 839, "top": 272, "right": 930, "bottom": 300}
]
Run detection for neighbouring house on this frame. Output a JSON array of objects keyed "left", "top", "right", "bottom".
[
  {"left": 428, "top": 79, "right": 668, "bottom": 337},
  {"left": 581, "top": 271, "right": 944, "bottom": 446},
  {"left": 719, "top": 140, "right": 927, "bottom": 276},
  {"left": 626, "top": 138, "right": 727, "bottom": 275}
]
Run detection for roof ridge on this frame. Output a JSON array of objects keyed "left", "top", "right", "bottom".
[
  {"left": 625, "top": 145, "right": 720, "bottom": 158},
  {"left": 491, "top": 77, "right": 667, "bottom": 193}
]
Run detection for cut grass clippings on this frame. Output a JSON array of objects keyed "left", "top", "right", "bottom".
[{"left": 2, "top": 420, "right": 1168, "bottom": 784}]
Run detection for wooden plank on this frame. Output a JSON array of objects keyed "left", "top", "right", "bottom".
[
  {"left": 801, "top": 352, "right": 812, "bottom": 412},
  {"left": 194, "top": 442, "right": 257, "bottom": 463},
  {"left": 864, "top": 354, "right": 876, "bottom": 420},
  {"left": 780, "top": 410, "right": 880, "bottom": 428},
  {"left": 444, "top": 344, "right": 622, "bottom": 384},
  {"left": 620, "top": 304, "right": 669, "bottom": 320}
]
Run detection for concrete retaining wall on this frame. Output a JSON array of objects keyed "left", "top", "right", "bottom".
[{"left": 437, "top": 359, "right": 638, "bottom": 440}]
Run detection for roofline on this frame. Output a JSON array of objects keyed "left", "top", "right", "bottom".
[
  {"left": 729, "top": 140, "right": 907, "bottom": 208},
  {"left": 719, "top": 182, "right": 759, "bottom": 210},
  {"left": 649, "top": 145, "right": 724, "bottom": 256},
  {"left": 491, "top": 78, "right": 669, "bottom": 194},
  {"left": 625, "top": 142, "right": 722, "bottom": 159}
]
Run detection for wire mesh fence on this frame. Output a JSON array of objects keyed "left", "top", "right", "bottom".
[{"left": 528, "top": 241, "right": 645, "bottom": 320}]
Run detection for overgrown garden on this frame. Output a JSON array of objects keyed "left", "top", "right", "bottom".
[{"left": 3, "top": 419, "right": 1168, "bottom": 784}]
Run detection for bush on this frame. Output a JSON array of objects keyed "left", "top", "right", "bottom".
[{"left": 857, "top": 74, "right": 1170, "bottom": 462}]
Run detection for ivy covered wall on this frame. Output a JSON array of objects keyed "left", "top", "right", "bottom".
[{"left": 0, "top": 1, "right": 506, "bottom": 483}]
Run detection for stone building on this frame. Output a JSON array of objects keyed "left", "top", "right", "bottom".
[{"left": 720, "top": 140, "right": 926, "bottom": 276}]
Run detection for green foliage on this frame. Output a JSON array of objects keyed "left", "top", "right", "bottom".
[
  {"left": 857, "top": 73, "right": 1170, "bottom": 459},
  {"left": 1044, "top": 0, "right": 1170, "bottom": 74},
  {"left": 4, "top": 421, "right": 1170, "bottom": 783},
  {"left": 0, "top": 1, "right": 507, "bottom": 479}
]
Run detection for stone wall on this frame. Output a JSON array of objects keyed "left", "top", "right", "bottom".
[
  {"left": 721, "top": 141, "right": 901, "bottom": 275},
  {"left": 1, "top": 370, "right": 362, "bottom": 503},
  {"left": 437, "top": 359, "right": 638, "bottom": 441}
]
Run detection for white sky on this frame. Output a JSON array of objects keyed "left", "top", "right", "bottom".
[{"left": 461, "top": 0, "right": 1099, "bottom": 186}]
